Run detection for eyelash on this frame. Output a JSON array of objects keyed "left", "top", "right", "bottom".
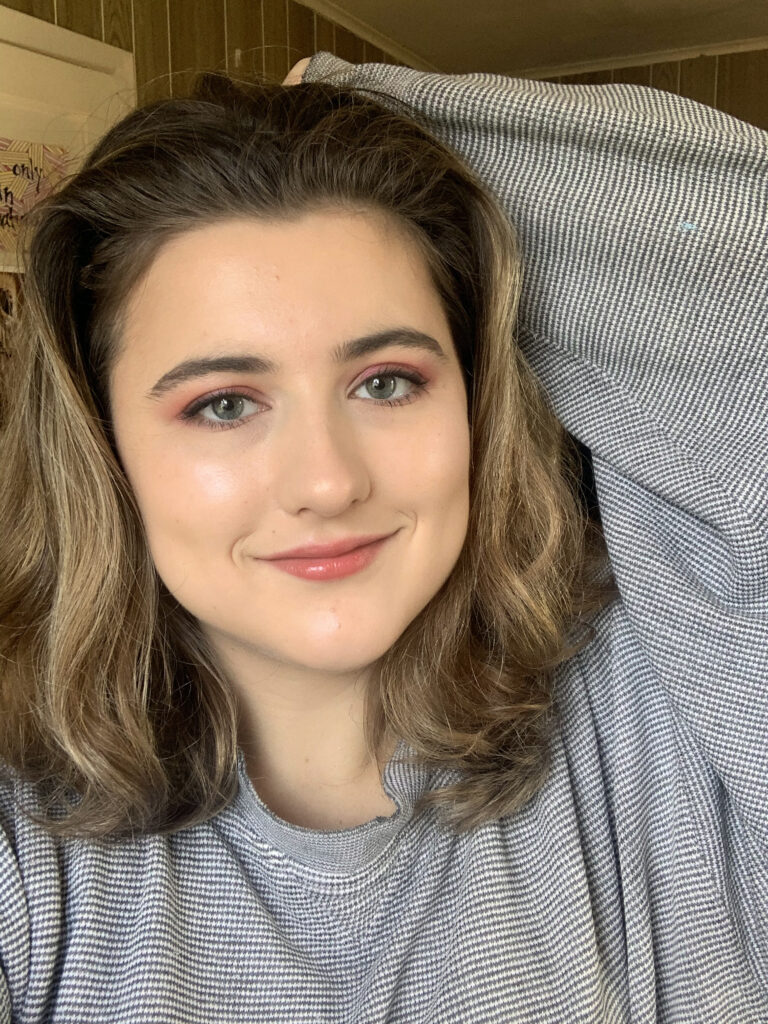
[{"left": 179, "top": 366, "right": 429, "bottom": 432}]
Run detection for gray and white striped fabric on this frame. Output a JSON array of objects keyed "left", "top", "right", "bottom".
[{"left": 1, "top": 50, "right": 766, "bottom": 1023}]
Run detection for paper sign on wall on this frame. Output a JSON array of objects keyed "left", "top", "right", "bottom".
[{"left": 1, "top": 137, "right": 74, "bottom": 273}]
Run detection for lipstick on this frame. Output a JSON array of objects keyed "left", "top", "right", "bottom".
[{"left": 264, "top": 534, "right": 393, "bottom": 581}]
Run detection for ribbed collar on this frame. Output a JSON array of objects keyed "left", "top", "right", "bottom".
[{"left": 230, "top": 739, "right": 447, "bottom": 873}]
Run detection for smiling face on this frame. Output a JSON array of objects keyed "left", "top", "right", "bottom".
[{"left": 108, "top": 208, "right": 471, "bottom": 694}]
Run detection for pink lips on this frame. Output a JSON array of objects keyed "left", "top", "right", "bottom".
[
  {"left": 263, "top": 534, "right": 394, "bottom": 581},
  {"left": 266, "top": 533, "right": 391, "bottom": 560}
]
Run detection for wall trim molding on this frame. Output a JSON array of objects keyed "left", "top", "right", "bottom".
[
  {"left": 287, "top": 5, "right": 768, "bottom": 78},
  {"left": 291, "top": 0, "right": 439, "bottom": 70},
  {"left": 515, "top": 35, "right": 768, "bottom": 79}
]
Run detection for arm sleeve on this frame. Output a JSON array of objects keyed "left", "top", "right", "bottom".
[
  {"left": 0, "top": 815, "right": 26, "bottom": 1024},
  {"left": 0, "top": 774, "right": 62, "bottom": 1024},
  {"left": 0, "top": 974, "right": 10, "bottom": 1024},
  {"left": 301, "top": 53, "right": 768, "bottom": 846}
]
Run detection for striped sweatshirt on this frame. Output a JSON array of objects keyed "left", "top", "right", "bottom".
[{"left": 1, "top": 50, "right": 766, "bottom": 1024}]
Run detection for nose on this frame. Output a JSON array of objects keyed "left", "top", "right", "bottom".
[{"left": 270, "top": 400, "right": 372, "bottom": 517}]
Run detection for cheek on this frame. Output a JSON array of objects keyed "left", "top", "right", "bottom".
[
  {"left": 124, "top": 443, "right": 261, "bottom": 555},
  {"left": 396, "top": 415, "right": 470, "bottom": 506},
  {"left": 136, "top": 444, "right": 256, "bottom": 507},
  {"left": 186, "top": 459, "right": 251, "bottom": 504}
]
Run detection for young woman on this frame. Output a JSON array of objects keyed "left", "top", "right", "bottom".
[{"left": 0, "top": 53, "right": 764, "bottom": 1024}]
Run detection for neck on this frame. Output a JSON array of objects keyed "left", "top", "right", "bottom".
[{"left": 209, "top": 637, "right": 398, "bottom": 828}]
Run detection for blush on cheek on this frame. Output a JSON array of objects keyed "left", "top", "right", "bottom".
[{"left": 189, "top": 461, "right": 247, "bottom": 502}]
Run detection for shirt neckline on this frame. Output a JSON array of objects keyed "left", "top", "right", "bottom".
[{"left": 229, "top": 738, "right": 441, "bottom": 873}]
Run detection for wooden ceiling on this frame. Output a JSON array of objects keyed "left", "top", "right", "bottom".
[{"left": 300, "top": 0, "right": 768, "bottom": 76}]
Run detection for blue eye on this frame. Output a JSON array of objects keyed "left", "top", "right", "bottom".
[
  {"left": 180, "top": 367, "right": 429, "bottom": 432},
  {"left": 354, "top": 369, "right": 427, "bottom": 406},
  {"left": 181, "top": 391, "right": 261, "bottom": 430}
]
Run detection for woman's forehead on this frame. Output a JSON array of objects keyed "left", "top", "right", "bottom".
[{"left": 111, "top": 212, "right": 453, "bottom": 388}]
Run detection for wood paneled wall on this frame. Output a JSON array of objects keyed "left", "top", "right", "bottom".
[
  {"left": 0, "top": 0, "right": 407, "bottom": 105},
  {"left": 1, "top": 0, "right": 765, "bottom": 129}
]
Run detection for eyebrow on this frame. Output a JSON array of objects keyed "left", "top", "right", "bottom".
[{"left": 145, "top": 327, "right": 449, "bottom": 402}]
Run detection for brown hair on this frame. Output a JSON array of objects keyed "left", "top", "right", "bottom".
[{"left": 0, "top": 70, "right": 618, "bottom": 840}]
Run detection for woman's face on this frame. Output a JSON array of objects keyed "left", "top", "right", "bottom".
[{"left": 109, "top": 209, "right": 470, "bottom": 683}]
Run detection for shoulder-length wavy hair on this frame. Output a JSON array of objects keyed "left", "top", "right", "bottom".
[{"left": 0, "top": 69, "right": 618, "bottom": 841}]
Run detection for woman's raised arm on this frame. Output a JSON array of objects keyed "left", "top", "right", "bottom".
[{"left": 299, "top": 46, "right": 768, "bottom": 892}]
